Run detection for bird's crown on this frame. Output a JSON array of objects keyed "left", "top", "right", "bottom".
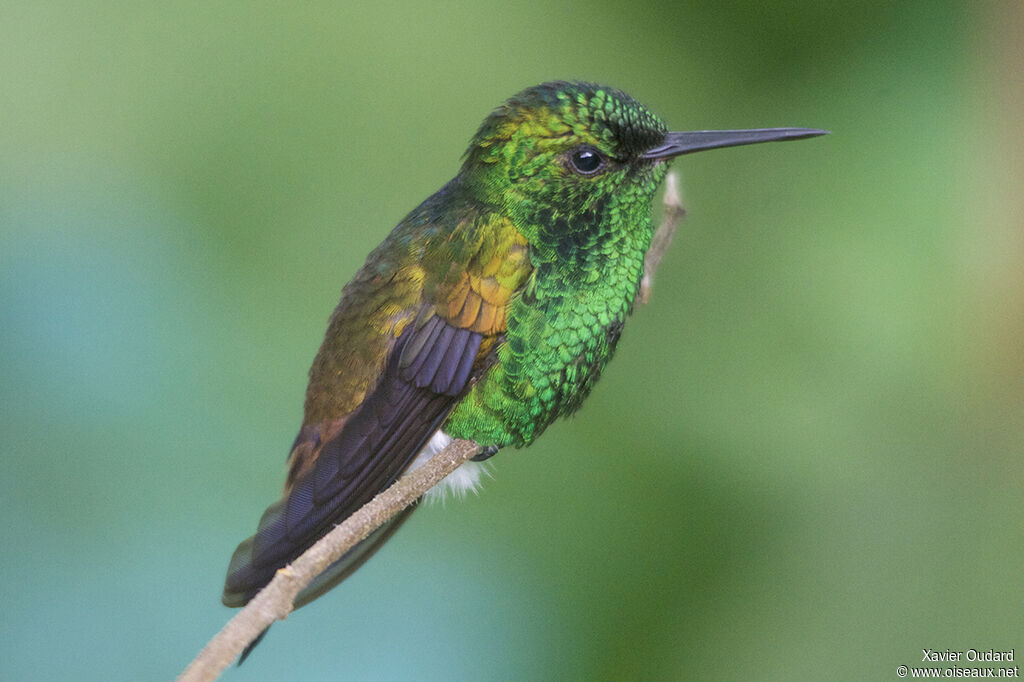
[{"left": 464, "top": 81, "right": 668, "bottom": 168}]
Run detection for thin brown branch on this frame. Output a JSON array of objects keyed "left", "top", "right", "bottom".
[
  {"left": 639, "top": 170, "right": 686, "bottom": 304},
  {"left": 179, "top": 173, "right": 685, "bottom": 681},
  {"left": 178, "top": 439, "right": 483, "bottom": 682}
]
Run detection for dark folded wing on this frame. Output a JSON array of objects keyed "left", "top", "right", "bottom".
[{"left": 223, "top": 315, "right": 483, "bottom": 605}]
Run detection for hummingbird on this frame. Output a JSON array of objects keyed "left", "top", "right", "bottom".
[{"left": 222, "top": 81, "right": 825, "bottom": 656}]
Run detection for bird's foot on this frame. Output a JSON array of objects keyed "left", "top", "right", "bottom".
[{"left": 471, "top": 445, "right": 499, "bottom": 462}]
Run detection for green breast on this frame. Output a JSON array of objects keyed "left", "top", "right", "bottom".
[{"left": 444, "top": 195, "right": 656, "bottom": 447}]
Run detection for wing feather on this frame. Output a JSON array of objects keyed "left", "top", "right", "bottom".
[
  {"left": 223, "top": 211, "right": 531, "bottom": 612},
  {"left": 223, "top": 316, "right": 483, "bottom": 605}
]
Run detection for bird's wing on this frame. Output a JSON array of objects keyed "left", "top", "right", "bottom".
[{"left": 223, "top": 211, "right": 530, "bottom": 607}]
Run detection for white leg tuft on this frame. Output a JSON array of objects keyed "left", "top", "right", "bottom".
[{"left": 408, "top": 430, "right": 492, "bottom": 503}]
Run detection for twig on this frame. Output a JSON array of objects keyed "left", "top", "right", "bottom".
[
  {"left": 178, "top": 172, "right": 686, "bottom": 681},
  {"left": 178, "top": 439, "right": 483, "bottom": 682},
  {"left": 639, "top": 170, "right": 685, "bottom": 304}
]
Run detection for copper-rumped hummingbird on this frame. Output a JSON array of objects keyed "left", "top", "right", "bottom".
[{"left": 222, "top": 81, "right": 825, "bottom": 656}]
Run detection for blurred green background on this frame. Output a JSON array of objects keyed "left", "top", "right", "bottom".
[{"left": 2, "top": 1, "right": 1021, "bottom": 680}]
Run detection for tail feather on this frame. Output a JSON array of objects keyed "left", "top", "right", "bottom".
[
  {"left": 237, "top": 627, "right": 270, "bottom": 666},
  {"left": 226, "top": 504, "right": 420, "bottom": 663}
]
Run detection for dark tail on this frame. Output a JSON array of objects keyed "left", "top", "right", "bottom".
[
  {"left": 237, "top": 627, "right": 270, "bottom": 666},
  {"left": 227, "top": 504, "right": 419, "bottom": 663}
]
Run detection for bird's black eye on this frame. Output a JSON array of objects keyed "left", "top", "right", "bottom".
[{"left": 568, "top": 146, "right": 605, "bottom": 175}]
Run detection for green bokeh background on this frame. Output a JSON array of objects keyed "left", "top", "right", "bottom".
[{"left": 2, "top": 2, "right": 1021, "bottom": 680}]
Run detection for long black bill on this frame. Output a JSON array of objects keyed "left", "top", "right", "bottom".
[{"left": 642, "top": 127, "right": 828, "bottom": 159}]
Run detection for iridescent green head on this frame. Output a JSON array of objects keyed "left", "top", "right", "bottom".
[
  {"left": 462, "top": 82, "right": 670, "bottom": 216},
  {"left": 461, "top": 80, "right": 826, "bottom": 224},
  {"left": 466, "top": 82, "right": 668, "bottom": 167}
]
